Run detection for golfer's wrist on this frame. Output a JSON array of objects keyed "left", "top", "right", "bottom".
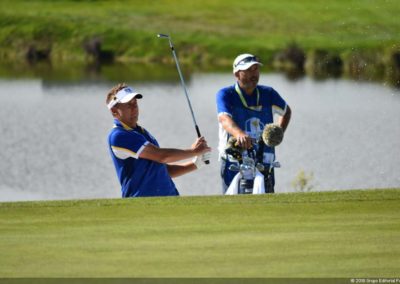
[{"left": 192, "top": 156, "right": 202, "bottom": 169}]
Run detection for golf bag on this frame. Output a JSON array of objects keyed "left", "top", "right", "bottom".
[{"left": 225, "top": 137, "right": 279, "bottom": 194}]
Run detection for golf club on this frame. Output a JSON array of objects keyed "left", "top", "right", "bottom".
[{"left": 157, "top": 33, "right": 209, "bottom": 164}]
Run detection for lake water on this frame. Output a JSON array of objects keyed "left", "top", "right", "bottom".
[{"left": 0, "top": 73, "right": 399, "bottom": 202}]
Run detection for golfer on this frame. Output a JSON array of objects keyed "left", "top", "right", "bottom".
[
  {"left": 216, "top": 54, "right": 291, "bottom": 193},
  {"left": 106, "top": 83, "right": 211, "bottom": 197}
]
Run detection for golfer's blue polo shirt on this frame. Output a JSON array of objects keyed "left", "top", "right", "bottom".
[{"left": 108, "top": 119, "right": 179, "bottom": 197}]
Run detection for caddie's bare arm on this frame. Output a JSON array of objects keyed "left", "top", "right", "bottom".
[
  {"left": 218, "top": 113, "right": 253, "bottom": 149},
  {"left": 278, "top": 105, "right": 291, "bottom": 132},
  {"left": 139, "top": 136, "right": 211, "bottom": 164}
]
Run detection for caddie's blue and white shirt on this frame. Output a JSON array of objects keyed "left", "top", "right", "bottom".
[
  {"left": 108, "top": 119, "right": 179, "bottom": 197},
  {"left": 216, "top": 82, "right": 288, "bottom": 162}
]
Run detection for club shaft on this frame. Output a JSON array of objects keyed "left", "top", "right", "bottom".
[
  {"left": 168, "top": 40, "right": 200, "bottom": 136},
  {"left": 158, "top": 34, "right": 210, "bottom": 164}
]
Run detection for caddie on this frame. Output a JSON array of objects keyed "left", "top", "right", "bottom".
[{"left": 216, "top": 54, "right": 291, "bottom": 193}]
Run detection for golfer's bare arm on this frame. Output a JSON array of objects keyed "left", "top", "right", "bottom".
[
  {"left": 166, "top": 163, "right": 197, "bottom": 178},
  {"left": 140, "top": 136, "right": 210, "bottom": 164},
  {"left": 278, "top": 105, "right": 291, "bottom": 132},
  {"left": 140, "top": 144, "right": 199, "bottom": 164},
  {"left": 139, "top": 144, "right": 203, "bottom": 178}
]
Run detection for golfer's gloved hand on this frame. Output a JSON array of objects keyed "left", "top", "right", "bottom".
[{"left": 193, "top": 152, "right": 211, "bottom": 169}]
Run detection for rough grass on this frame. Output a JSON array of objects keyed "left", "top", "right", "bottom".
[{"left": 0, "top": 189, "right": 399, "bottom": 277}]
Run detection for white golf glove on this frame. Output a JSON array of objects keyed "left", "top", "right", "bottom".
[{"left": 193, "top": 152, "right": 211, "bottom": 169}]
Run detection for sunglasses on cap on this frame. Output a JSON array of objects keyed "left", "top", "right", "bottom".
[{"left": 234, "top": 56, "right": 260, "bottom": 67}]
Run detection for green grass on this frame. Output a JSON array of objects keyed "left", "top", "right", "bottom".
[
  {"left": 0, "top": 0, "right": 399, "bottom": 66},
  {"left": 0, "top": 189, "right": 399, "bottom": 277}
]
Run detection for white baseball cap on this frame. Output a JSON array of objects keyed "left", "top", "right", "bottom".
[
  {"left": 107, "top": 87, "right": 142, "bottom": 109},
  {"left": 233, "top": 53, "right": 263, "bottom": 73}
]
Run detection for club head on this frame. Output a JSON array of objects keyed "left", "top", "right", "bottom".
[
  {"left": 228, "top": 164, "right": 240, "bottom": 172},
  {"left": 157, "top": 34, "right": 170, "bottom": 39},
  {"left": 272, "top": 161, "right": 281, "bottom": 168},
  {"left": 256, "top": 163, "right": 265, "bottom": 172}
]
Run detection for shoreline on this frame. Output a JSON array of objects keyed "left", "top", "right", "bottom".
[
  {"left": 1, "top": 1, "right": 399, "bottom": 86},
  {"left": 1, "top": 48, "right": 399, "bottom": 88}
]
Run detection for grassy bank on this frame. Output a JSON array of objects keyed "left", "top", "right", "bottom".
[
  {"left": 0, "top": 0, "right": 399, "bottom": 67},
  {"left": 0, "top": 189, "right": 399, "bottom": 277}
]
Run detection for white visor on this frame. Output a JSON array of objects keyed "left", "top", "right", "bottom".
[{"left": 107, "top": 87, "right": 142, "bottom": 109}]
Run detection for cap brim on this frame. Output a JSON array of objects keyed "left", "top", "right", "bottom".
[
  {"left": 233, "top": 62, "right": 262, "bottom": 73},
  {"left": 119, "top": 93, "right": 143, "bottom": 103}
]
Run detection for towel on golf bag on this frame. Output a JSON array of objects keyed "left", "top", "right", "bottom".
[{"left": 225, "top": 169, "right": 265, "bottom": 195}]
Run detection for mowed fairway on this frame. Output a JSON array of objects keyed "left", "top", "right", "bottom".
[{"left": 0, "top": 189, "right": 399, "bottom": 277}]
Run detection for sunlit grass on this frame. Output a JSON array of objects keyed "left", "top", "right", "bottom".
[{"left": 1, "top": 189, "right": 399, "bottom": 277}]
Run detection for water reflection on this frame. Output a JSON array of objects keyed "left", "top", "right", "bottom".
[
  {"left": 1, "top": 58, "right": 399, "bottom": 88},
  {"left": 0, "top": 73, "right": 399, "bottom": 202},
  {"left": 0, "top": 61, "right": 193, "bottom": 83}
]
